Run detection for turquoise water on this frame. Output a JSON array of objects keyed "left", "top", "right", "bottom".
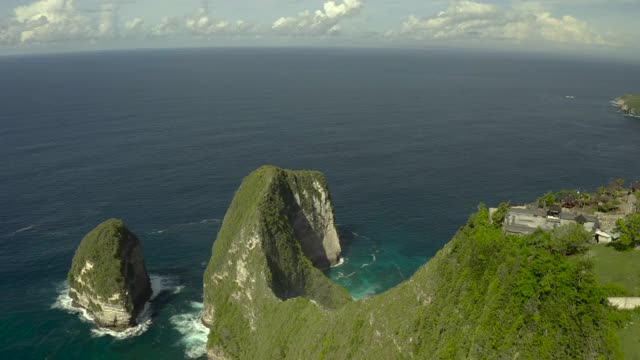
[{"left": 1, "top": 48, "right": 640, "bottom": 359}]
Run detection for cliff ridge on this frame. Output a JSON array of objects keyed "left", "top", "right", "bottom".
[{"left": 202, "top": 166, "right": 622, "bottom": 359}]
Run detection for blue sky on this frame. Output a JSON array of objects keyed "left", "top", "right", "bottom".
[{"left": 0, "top": 0, "right": 638, "bottom": 58}]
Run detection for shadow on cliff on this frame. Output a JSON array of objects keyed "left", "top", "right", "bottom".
[{"left": 262, "top": 174, "right": 352, "bottom": 308}]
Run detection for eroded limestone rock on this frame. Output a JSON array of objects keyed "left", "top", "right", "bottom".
[{"left": 68, "top": 219, "right": 152, "bottom": 331}]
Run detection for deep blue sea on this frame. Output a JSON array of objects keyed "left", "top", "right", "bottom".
[{"left": 1, "top": 48, "right": 639, "bottom": 359}]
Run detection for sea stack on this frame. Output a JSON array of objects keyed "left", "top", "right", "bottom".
[
  {"left": 202, "top": 166, "right": 350, "bottom": 358},
  {"left": 67, "top": 219, "right": 152, "bottom": 331}
]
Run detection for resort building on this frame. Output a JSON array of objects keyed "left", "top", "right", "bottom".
[{"left": 503, "top": 207, "right": 599, "bottom": 236}]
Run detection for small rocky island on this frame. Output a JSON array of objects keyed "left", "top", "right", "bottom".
[
  {"left": 614, "top": 94, "right": 640, "bottom": 117},
  {"left": 67, "top": 219, "right": 152, "bottom": 331}
]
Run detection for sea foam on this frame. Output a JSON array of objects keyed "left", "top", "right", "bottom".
[
  {"left": 52, "top": 274, "right": 182, "bottom": 340},
  {"left": 199, "top": 218, "right": 220, "bottom": 225},
  {"left": 331, "top": 257, "right": 345, "bottom": 268},
  {"left": 9, "top": 225, "right": 35, "bottom": 236},
  {"left": 170, "top": 302, "right": 209, "bottom": 359}
]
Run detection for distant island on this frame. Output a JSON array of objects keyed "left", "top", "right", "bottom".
[{"left": 613, "top": 94, "right": 640, "bottom": 117}]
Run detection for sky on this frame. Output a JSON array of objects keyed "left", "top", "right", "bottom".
[{"left": 0, "top": 0, "right": 638, "bottom": 59}]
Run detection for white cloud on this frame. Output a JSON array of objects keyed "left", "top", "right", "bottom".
[
  {"left": 184, "top": 5, "right": 257, "bottom": 36},
  {"left": 535, "top": 12, "right": 604, "bottom": 44},
  {"left": 0, "top": 0, "right": 129, "bottom": 44},
  {"left": 272, "top": 0, "right": 363, "bottom": 36},
  {"left": 9, "top": 0, "right": 94, "bottom": 43},
  {"left": 125, "top": 17, "right": 144, "bottom": 32},
  {"left": 400, "top": 0, "right": 607, "bottom": 45},
  {"left": 0, "top": 0, "right": 260, "bottom": 45},
  {"left": 98, "top": 3, "right": 118, "bottom": 38},
  {"left": 154, "top": 16, "right": 181, "bottom": 37},
  {"left": 0, "top": 0, "right": 619, "bottom": 50},
  {"left": 152, "top": 1, "right": 257, "bottom": 37}
]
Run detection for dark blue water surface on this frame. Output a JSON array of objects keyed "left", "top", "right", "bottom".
[{"left": 1, "top": 48, "right": 639, "bottom": 359}]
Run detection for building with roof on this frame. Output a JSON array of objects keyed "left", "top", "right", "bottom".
[
  {"left": 561, "top": 195, "right": 578, "bottom": 208},
  {"left": 503, "top": 206, "right": 600, "bottom": 236},
  {"left": 595, "top": 230, "right": 621, "bottom": 243}
]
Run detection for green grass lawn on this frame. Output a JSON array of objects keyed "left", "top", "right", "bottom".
[
  {"left": 590, "top": 244, "right": 640, "bottom": 296},
  {"left": 589, "top": 244, "right": 640, "bottom": 358},
  {"left": 619, "top": 311, "right": 640, "bottom": 360}
]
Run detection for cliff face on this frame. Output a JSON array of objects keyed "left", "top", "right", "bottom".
[
  {"left": 202, "top": 166, "right": 350, "bottom": 356},
  {"left": 287, "top": 170, "right": 342, "bottom": 268},
  {"left": 203, "top": 166, "right": 620, "bottom": 360},
  {"left": 67, "top": 219, "right": 152, "bottom": 331}
]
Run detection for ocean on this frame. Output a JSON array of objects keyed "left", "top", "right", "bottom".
[{"left": 1, "top": 48, "right": 639, "bottom": 359}]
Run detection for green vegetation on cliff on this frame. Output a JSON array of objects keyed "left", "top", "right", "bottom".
[
  {"left": 616, "top": 213, "right": 640, "bottom": 250},
  {"left": 204, "top": 167, "right": 627, "bottom": 359},
  {"left": 69, "top": 219, "right": 129, "bottom": 305},
  {"left": 618, "top": 94, "right": 640, "bottom": 116},
  {"left": 202, "top": 166, "right": 350, "bottom": 358},
  {"left": 534, "top": 178, "right": 632, "bottom": 214},
  {"left": 68, "top": 219, "right": 150, "bottom": 313}
]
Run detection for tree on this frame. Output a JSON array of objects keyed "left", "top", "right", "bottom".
[
  {"left": 492, "top": 202, "right": 510, "bottom": 228},
  {"left": 537, "top": 192, "right": 556, "bottom": 208},
  {"left": 616, "top": 213, "right": 640, "bottom": 250},
  {"left": 548, "top": 224, "right": 592, "bottom": 256},
  {"left": 468, "top": 203, "right": 490, "bottom": 228}
]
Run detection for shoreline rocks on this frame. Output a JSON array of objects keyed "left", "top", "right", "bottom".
[{"left": 614, "top": 95, "right": 639, "bottom": 117}]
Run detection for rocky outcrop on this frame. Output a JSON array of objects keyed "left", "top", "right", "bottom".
[
  {"left": 202, "top": 166, "right": 351, "bottom": 357},
  {"left": 67, "top": 219, "right": 152, "bottom": 331},
  {"left": 614, "top": 95, "right": 640, "bottom": 117},
  {"left": 202, "top": 167, "right": 619, "bottom": 360},
  {"left": 287, "top": 170, "right": 342, "bottom": 268}
]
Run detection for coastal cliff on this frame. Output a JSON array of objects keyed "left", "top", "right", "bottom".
[
  {"left": 614, "top": 94, "right": 640, "bottom": 117},
  {"left": 201, "top": 166, "right": 350, "bottom": 335},
  {"left": 286, "top": 170, "right": 342, "bottom": 268},
  {"left": 67, "top": 219, "right": 152, "bottom": 331},
  {"left": 203, "top": 166, "right": 621, "bottom": 359}
]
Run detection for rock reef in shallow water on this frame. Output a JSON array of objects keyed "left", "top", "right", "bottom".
[{"left": 67, "top": 219, "right": 152, "bottom": 331}]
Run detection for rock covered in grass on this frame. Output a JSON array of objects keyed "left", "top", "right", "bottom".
[
  {"left": 201, "top": 167, "right": 620, "bottom": 360},
  {"left": 67, "top": 219, "right": 152, "bottom": 331}
]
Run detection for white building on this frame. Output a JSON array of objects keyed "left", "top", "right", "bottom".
[{"left": 504, "top": 207, "right": 599, "bottom": 236}]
